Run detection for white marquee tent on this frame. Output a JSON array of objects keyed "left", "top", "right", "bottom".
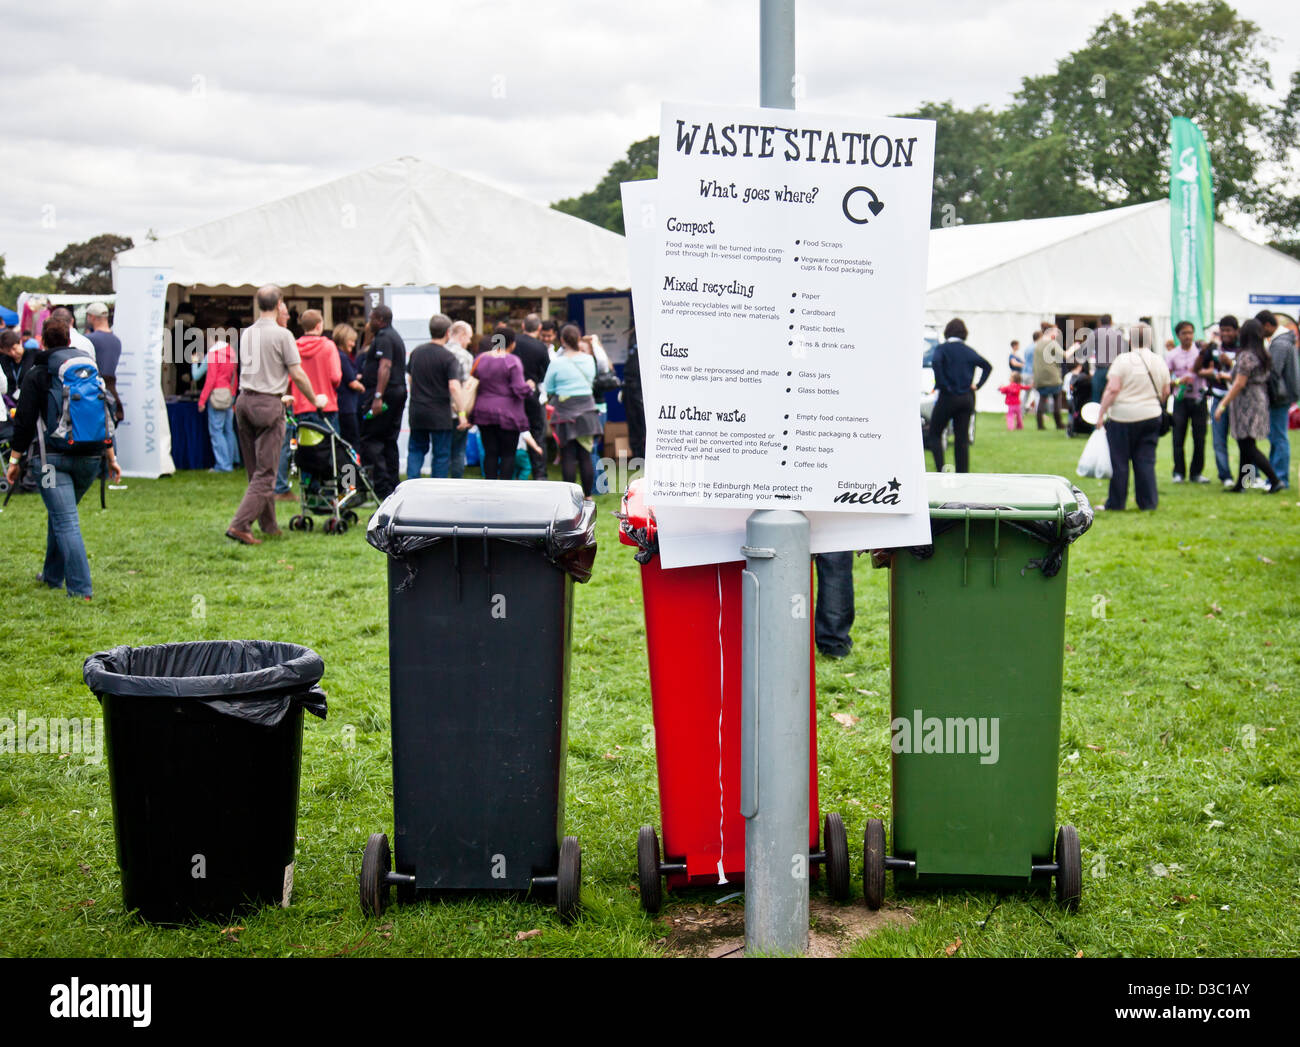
[
  {"left": 923, "top": 199, "right": 1300, "bottom": 411},
  {"left": 114, "top": 155, "right": 630, "bottom": 319}
]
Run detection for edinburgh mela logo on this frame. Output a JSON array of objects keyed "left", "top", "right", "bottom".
[{"left": 834, "top": 476, "right": 902, "bottom": 506}]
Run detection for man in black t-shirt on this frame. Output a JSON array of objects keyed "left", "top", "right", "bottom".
[
  {"left": 513, "top": 313, "right": 551, "bottom": 479},
  {"left": 359, "top": 305, "right": 408, "bottom": 499},
  {"left": 406, "top": 314, "right": 468, "bottom": 479}
]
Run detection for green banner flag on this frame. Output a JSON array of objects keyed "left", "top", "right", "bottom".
[{"left": 1169, "top": 117, "right": 1215, "bottom": 338}]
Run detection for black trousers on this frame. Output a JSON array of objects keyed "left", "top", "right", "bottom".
[
  {"left": 479, "top": 424, "right": 520, "bottom": 480},
  {"left": 359, "top": 388, "right": 406, "bottom": 499},
  {"left": 625, "top": 384, "right": 647, "bottom": 461},
  {"left": 1234, "top": 437, "right": 1279, "bottom": 489},
  {"left": 1171, "top": 396, "right": 1207, "bottom": 479},
  {"left": 524, "top": 394, "right": 547, "bottom": 480},
  {"left": 559, "top": 440, "right": 594, "bottom": 495},
  {"left": 1104, "top": 416, "right": 1160, "bottom": 510},
  {"left": 928, "top": 390, "right": 975, "bottom": 473}
]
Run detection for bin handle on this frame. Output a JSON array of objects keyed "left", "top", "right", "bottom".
[{"left": 740, "top": 568, "right": 760, "bottom": 820}]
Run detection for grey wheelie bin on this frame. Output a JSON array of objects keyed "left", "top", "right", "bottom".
[{"left": 363, "top": 479, "right": 597, "bottom": 922}]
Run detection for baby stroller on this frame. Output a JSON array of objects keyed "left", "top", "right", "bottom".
[{"left": 286, "top": 413, "right": 377, "bottom": 534}]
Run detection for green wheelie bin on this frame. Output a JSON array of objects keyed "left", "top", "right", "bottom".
[{"left": 864, "top": 473, "right": 1094, "bottom": 911}]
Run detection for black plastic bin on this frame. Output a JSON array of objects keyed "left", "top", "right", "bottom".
[
  {"left": 364, "top": 478, "right": 597, "bottom": 921},
  {"left": 83, "top": 640, "right": 326, "bottom": 923}
]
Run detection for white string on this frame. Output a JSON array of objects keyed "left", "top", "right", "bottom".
[{"left": 716, "top": 563, "right": 728, "bottom": 885}]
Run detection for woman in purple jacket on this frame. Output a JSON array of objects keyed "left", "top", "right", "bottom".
[{"left": 469, "top": 326, "right": 531, "bottom": 479}]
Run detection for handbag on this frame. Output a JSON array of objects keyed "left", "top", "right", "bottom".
[
  {"left": 459, "top": 356, "right": 481, "bottom": 416},
  {"left": 209, "top": 386, "right": 234, "bottom": 410},
  {"left": 591, "top": 368, "right": 622, "bottom": 395},
  {"left": 1140, "top": 353, "right": 1173, "bottom": 437}
]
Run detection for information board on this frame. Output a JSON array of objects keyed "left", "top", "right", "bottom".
[{"left": 644, "top": 102, "right": 936, "bottom": 515}]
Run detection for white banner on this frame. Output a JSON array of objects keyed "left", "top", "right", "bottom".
[
  {"left": 645, "top": 101, "right": 935, "bottom": 516},
  {"left": 111, "top": 266, "right": 173, "bottom": 477}
]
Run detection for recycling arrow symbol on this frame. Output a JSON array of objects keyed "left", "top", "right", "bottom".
[{"left": 842, "top": 186, "right": 885, "bottom": 225}]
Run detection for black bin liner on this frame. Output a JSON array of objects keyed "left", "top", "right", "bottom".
[
  {"left": 367, "top": 478, "right": 598, "bottom": 589},
  {"left": 82, "top": 640, "right": 326, "bottom": 923}
]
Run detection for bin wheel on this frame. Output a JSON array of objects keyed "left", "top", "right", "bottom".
[
  {"left": 824, "top": 812, "right": 850, "bottom": 901},
  {"left": 863, "top": 818, "right": 886, "bottom": 910},
  {"left": 344, "top": 510, "right": 359, "bottom": 526},
  {"left": 289, "top": 515, "right": 305, "bottom": 531},
  {"left": 1055, "top": 824, "right": 1082, "bottom": 912},
  {"left": 359, "top": 832, "right": 391, "bottom": 917},
  {"left": 637, "top": 824, "right": 663, "bottom": 913},
  {"left": 557, "top": 836, "right": 581, "bottom": 924}
]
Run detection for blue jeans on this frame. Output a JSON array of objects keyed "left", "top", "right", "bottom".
[
  {"left": 206, "top": 405, "right": 237, "bottom": 471},
  {"left": 814, "top": 551, "right": 855, "bottom": 657},
  {"left": 450, "top": 427, "right": 468, "bottom": 478},
  {"left": 275, "top": 421, "right": 293, "bottom": 494},
  {"left": 1210, "top": 394, "right": 1232, "bottom": 480},
  {"left": 407, "top": 429, "right": 453, "bottom": 479},
  {"left": 38, "top": 453, "right": 101, "bottom": 598},
  {"left": 1269, "top": 403, "right": 1291, "bottom": 488}
]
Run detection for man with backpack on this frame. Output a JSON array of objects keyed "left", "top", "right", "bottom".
[{"left": 4, "top": 318, "right": 121, "bottom": 600}]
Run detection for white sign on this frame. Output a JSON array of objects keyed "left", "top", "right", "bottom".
[
  {"left": 623, "top": 177, "right": 933, "bottom": 569},
  {"left": 110, "top": 266, "right": 174, "bottom": 477},
  {"left": 645, "top": 101, "right": 935, "bottom": 515},
  {"left": 375, "top": 285, "right": 440, "bottom": 477},
  {"left": 582, "top": 296, "right": 632, "bottom": 364}
]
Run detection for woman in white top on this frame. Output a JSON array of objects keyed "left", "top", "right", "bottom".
[{"left": 1095, "top": 324, "right": 1171, "bottom": 511}]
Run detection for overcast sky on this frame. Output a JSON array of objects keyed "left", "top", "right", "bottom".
[{"left": 2, "top": 0, "right": 1294, "bottom": 276}]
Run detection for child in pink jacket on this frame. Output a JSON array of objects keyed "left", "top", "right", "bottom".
[{"left": 998, "top": 381, "right": 1029, "bottom": 430}]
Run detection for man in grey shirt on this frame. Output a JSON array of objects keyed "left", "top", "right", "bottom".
[
  {"left": 447, "top": 320, "right": 475, "bottom": 478},
  {"left": 1257, "top": 309, "right": 1299, "bottom": 489},
  {"left": 1082, "top": 314, "right": 1129, "bottom": 404},
  {"left": 227, "top": 284, "right": 328, "bottom": 544}
]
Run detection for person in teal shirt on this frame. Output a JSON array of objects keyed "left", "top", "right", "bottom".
[{"left": 542, "top": 325, "right": 601, "bottom": 494}]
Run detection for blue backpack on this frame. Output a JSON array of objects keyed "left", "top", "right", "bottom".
[{"left": 42, "top": 348, "right": 115, "bottom": 455}]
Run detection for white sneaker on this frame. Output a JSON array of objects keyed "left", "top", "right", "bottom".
[
  {"left": 1192, "top": 475, "right": 1210, "bottom": 484},
  {"left": 1253, "top": 476, "right": 1270, "bottom": 490},
  {"left": 1222, "top": 478, "right": 1236, "bottom": 489},
  {"left": 1171, "top": 473, "right": 1184, "bottom": 483}
]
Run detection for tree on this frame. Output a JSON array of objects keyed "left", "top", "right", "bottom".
[
  {"left": 552, "top": 136, "right": 658, "bottom": 234},
  {"left": 898, "top": 102, "right": 1012, "bottom": 227},
  {"left": 1003, "top": 1, "right": 1276, "bottom": 218},
  {"left": 46, "top": 233, "right": 134, "bottom": 294},
  {"left": 0, "top": 255, "right": 58, "bottom": 312}
]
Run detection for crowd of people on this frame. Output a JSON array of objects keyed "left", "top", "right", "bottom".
[
  {"left": 935, "top": 309, "right": 1298, "bottom": 511},
  {"left": 218, "top": 286, "right": 627, "bottom": 545}
]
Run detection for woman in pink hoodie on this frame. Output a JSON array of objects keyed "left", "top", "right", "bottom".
[{"left": 197, "top": 335, "right": 239, "bottom": 471}]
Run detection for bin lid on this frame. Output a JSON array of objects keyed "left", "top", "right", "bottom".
[
  {"left": 374, "top": 478, "right": 589, "bottom": 537},
  {"left": 367, "top": 478, "right": 598, "bottom": 583},
  {"left": 926, "top": 472, "right": 1076, "bottom": 518}
]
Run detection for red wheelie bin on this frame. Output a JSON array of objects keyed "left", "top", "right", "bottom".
[{"left": 618, "top": 479, "right": 849, "bottom": 911}]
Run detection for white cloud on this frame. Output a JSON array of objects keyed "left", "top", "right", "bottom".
[{"left": 1, "top": 0, "right": 1294, "bottom": 276}]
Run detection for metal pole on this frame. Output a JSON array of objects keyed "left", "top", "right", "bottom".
[
  {"left": 744, "top": 0, "right": 808, "bottom": 957},
  {"left": 742, "top": 511, "right": 810, "bottom": 955},
  {"left": 759, "top": 0, "right": 796, "bottom": 110}
]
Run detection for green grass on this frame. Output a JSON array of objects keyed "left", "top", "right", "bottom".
[{"left": 1, "top": 420, "right": 1297, "bottom": 957}]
